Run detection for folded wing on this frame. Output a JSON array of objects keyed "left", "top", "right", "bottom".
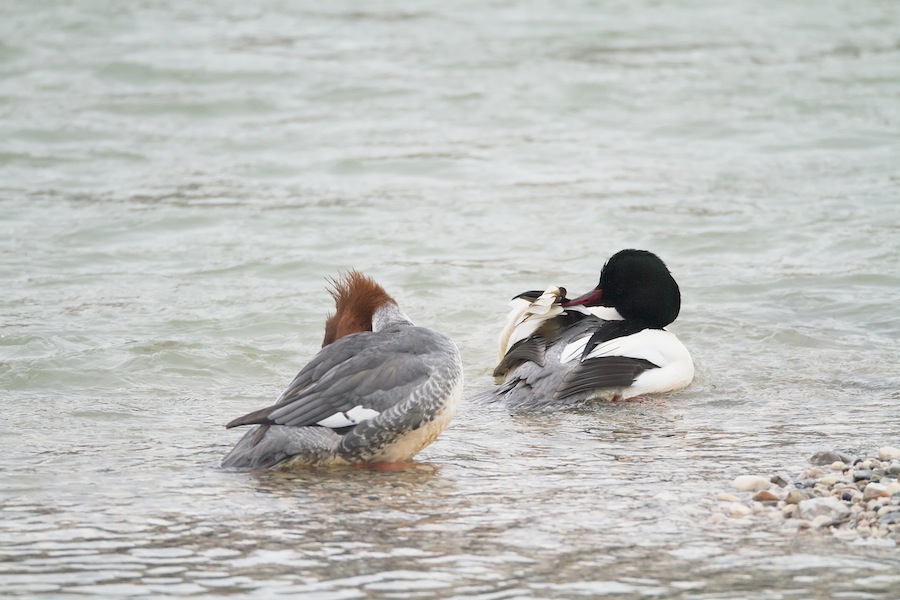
[{"left": 226, "top": 330, "right": 430, "bottom": 430}]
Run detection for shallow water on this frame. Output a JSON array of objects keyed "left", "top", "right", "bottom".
[{"left": 2, "top": 0, "right": 900, "bottom": 597}]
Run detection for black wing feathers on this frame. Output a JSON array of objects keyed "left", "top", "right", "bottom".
[
  {"left": 493, "top": 336, "right": 547, "bottom": 378},
  {"left": 555, "top": 356, "right": 658, "bottom": 400},
  {"left": 580, "top": 319, "right": 654, "bottom": 361}
]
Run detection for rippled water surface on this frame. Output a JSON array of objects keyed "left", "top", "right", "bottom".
[{"left": 2, "top": 1, "right": 900, "bottom": 597}]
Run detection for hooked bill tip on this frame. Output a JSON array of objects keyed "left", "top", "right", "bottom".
[{"left": 561, "top": 287, "right": 603, "bottom": 308}]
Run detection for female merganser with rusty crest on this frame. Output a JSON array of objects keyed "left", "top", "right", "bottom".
[
  {"left": 486, "top": 249, "right": 693, "bottom": 409},
  {"left": 222, "top": 271, "right": 463, "bottom": 470}
]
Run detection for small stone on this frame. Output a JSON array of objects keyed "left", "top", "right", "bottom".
[
  {"left": 811, "top": 514, "right": 833, "bottom": 529},
  {"left": 810, "top": 450, "right": 847, "bottom": 466},
  {"left": 812, "top": 483, "right": 831, "bottom": 496},
  {"left": 877, "top": 447, "right": 900, "bottom": 461},
  {"left": 853, "top": 469, "right": 874, "bottom": 482},
  {"left": 803, "top": 467, "right": 824, "bottom": 479},
  {"left": 732, "top": 475, "right": 772, "bottom": 492},
  {"left": 863, "top": 483, "right": 888, "bottom": 501},
  {"left": 876, "top": 505, "right": 900, "bottom": 518},
  {"left": 820, "top": 474, "right": 843, "bottom": 486},
  {"left": 716, "top": 492, "right": 741, "bottom": 503},
  {"left": 782, "top": 504, "right": 797, "bottom": 518},
  {"left": 796, "top": 497, "right": 850, "bottom": 521},
  {"left": 886, "top": 481, "right": 900, "bottom": 496},
  {"left": 836, "top": 487, "right": 862, "bottom": 503},
  {"left": 729, "top": 502, "right": 751, "bottom": 517},
  {"left": 786, "top": 489, "right": 809, "bottom": 505},
  {"left": 770, "top": 475, "right": 789, "bottom": 487},
  {"left": 830, "top": 461, "right": 846, "bottom": 471},
  {"left": 886, "top": 463, "right": 900, "bottom": 476},
  {"left": 753, "top": 490, "right": 780, "bottom": 504}
]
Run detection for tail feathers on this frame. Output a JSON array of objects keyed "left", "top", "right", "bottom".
[{"left": 225, "top": 407, "right": 275, "bottom": 429}]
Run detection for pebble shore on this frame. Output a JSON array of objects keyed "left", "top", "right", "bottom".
[{"left": 712, "top": 447, "right": 900, "bottom": 543}]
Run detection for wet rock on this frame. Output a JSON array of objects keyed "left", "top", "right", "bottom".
[
  {"left": 877, "top": 512, "right": 900, "bottom": 526},
  {"left": 810, "top": 450, "right": 847, "bottom": 466},
  {"left": 802, "top": 467, "right": 824, "bottom": 479},
  {"left": 729, "top": 502, "right": 751, "bottom": 517},
  {"left": 877, "top": 447, "right": 900, "bottom": 461},
  {"left": 886, "top": 463, "right": 900, "bottom": 477},
  {"left": 820, "top": 474, "right": 844, "bottom": 487},
  {"left": 812, "top": 483, "right": 831, "bottom": 497},
  {"left": 786, "top": 489, "right": 809, "bottom": 505},
  {"left": 863, "top": 483, "right": 889, "bottom": 501},
  {"left": 797, "top": 497, "right": 850, "bottom": 521},
  {"left": 836, "top": 487, "right": 862, "bottom": 503},
  {"left": 753, "top": 490, "right": 780, "bottom": 504},
  {"left": 853, "top": 469, "right": 874, "bottom": 482},
  {"left": 716, "top": 492, "right": 741, "bottom": 503},
  {"left": 732, "top": 475, "right": 773, "bottom": 491},
  {"left": 770, "top": 475, "right": 789, "bottom": 487},
  {"left": 811, "top": 514, "right": 834, "bottom": 529}
]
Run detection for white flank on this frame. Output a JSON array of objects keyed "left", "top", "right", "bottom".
[{"left": 560, "top": 328, "right": 695, "bottom": 397}]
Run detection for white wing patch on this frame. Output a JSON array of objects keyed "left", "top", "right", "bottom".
[
  {"left": 316, "top": 405, "right": 381, "bottom": 429},
  {"left": 559, "top": 335, "right": 590, "bottom": 364}
]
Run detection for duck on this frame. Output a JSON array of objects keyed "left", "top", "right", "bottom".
[
  {"left": 222, "top": 271, "right": 463, "bottom": 470},
  {"left": 486, "top": 249, "right": 693, "bottom": 409}
]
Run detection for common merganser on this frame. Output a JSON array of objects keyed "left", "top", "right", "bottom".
[
  {"left": 222, "top": 271, "right": 463, "bottom": 470},
  {"left": 486, "top": 249, "right": 693, "bottom": 409}
]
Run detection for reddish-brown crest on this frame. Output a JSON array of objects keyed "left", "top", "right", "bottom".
[{"left": 322, "top": 271, "right": 396, "bottom": 347}]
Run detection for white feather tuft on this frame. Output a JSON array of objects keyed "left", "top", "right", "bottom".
[{"left": 497, "top": 287, "right": 566, "bottom": 361}]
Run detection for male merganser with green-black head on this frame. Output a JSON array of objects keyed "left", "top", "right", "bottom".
[
  {"left": 222, "top": 271, "right": 463, "bottom": 470},
  {"left": 485, "top": 249, "right": 693, "bottom": 409}
]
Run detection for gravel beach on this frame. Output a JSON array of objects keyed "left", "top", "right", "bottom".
[{"left": 712, "top": 447, "right": 900, "bottom": 543}]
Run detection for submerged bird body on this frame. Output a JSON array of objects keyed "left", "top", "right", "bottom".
[
  {"left": 222, "top": 272, "right": 463, "bottom": 470},
  {"left": 488, "top": 250, "right": 694, "bottom": 410}
]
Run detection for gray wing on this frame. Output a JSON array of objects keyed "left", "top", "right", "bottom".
[{"left": 226, "top": 328, "right": 430, "bottom": 429}]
